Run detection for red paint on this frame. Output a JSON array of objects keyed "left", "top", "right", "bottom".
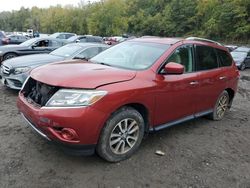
[
  {"left": 17, "top": 37, "right": 239, "bottom": 148},
  {"left": 164, "top": 62, "right": 184, "bottom": 74}
]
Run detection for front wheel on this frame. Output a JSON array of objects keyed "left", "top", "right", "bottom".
[
  {"left": 97, "top": 107, "right": 145, "bottom": 162},
  {"left": 209, "top": 91, "right": 230, "bottom": 121},
  {"left": 3, "top": 53, "right": 17, "bottom": 61}
]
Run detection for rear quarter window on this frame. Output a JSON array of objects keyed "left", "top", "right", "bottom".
[{"left": 217, "top": 49, "right": 232, "bottom": 67}]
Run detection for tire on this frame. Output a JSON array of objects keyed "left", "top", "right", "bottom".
[
  {"left": 240, "top": 62, "right": 246, "bottom": 71},
  {"left": 209, "top": 91, "right": 230, "bottom": 121},
  {"left": 3, "top": 53, "right": 17, "bottom": 61},
  {"left": 97, "top": 107, "right": 145, "bottom": 162}
]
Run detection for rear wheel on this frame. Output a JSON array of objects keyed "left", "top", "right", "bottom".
[
  {"left": 97, "top": 107, "right": 145, "bottom": 162},
  {"left": 3, "top": 53, "right": 17, "bottom": 61},
  {"left": 209, "top": 91, "right": 230, "bottom": 121}
]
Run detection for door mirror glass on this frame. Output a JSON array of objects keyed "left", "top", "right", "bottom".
[{"left": 164, "top": 62, "right": 184, "bottom": 74}]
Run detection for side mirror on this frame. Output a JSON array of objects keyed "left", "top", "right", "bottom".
[
  {"left": 164, "top": 62, "right": 184, "bottom": 74},
  {"left": 31, "top": 44, "right": 37, "bottom": 49},
  {"left": 75, "top": 39, "right": 80, "bottom": 43}
]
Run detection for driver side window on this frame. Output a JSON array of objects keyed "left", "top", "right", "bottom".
[
  {"left": 34, "top": 40, "right": 49, "bottom": 47},
  {"left": 164, "top": 45, "right": 194, "bottom": 73}
]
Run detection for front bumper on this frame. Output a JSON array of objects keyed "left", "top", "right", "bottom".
[
  {"left": 21, "top": 113, "right": 96, "bottom": 156},
  {"left": 0, "top": 73, "right": 27, "bottom": 90},
  {"left": 17, "top": 93, "right": 109, "bottom": 155}
]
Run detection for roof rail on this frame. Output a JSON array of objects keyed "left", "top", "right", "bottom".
[{"left": 186, "top": 37, "right": 222, "bottom": 46}]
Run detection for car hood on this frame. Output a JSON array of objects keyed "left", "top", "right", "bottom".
[
  {"left": 3, "top": 54, "right": 65, "bottom": 68},
  {"left": 0, "top": 44, "right": 26, "bottom": 51},
  {"left": 31, "top": 60, "right": 136, "bottom": 89}
]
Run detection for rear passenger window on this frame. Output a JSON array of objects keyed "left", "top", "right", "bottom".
[
  {"left": 196, "top": 46, "right": 218, "bottom": 70},
  {"left": 217, "top": 49, "right": 232, "bottom": 67}
]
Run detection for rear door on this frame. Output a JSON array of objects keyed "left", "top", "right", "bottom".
[{"left": 194, "top": 45, "right": 228, "bottom": 113}]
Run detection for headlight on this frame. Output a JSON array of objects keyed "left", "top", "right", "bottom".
[
  {"left": 45, "top": 89, "right": 107, "bottom": 107},
  {"left": 14, "top": 67, "right": 30, "bottom": 74},
  {"left": 0, "top": 51, "right": 3, "bottom": 54}
]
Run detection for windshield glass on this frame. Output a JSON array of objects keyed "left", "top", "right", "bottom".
[
  {"left": 50, "top": 45, "right": 82, "bottom": 57},
  {"left": 67, "top": 36, "right": 78, "bottom": 42},
  {"left": 19, "top": 38, "right": 37, "bottom": 46},
  {"left": 49, "top": 33, "right": 60, "bottom": 38},
  {"left": 231, "top": 52, "right": 247, "bottom": 60},
  {"left": 91, "top": 41, "right": 169, "bottom": 70}
]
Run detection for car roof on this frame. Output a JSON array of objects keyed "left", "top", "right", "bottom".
[
  {"left": 76, "top": 35, "right": 102, "bottom": 38},
  {"left": 131, "top": 37, "right": 182, "bottom": 45},
  {"left": 64, "top": 42, "right": 108, "bottom": 48},
  {"left": 130, "top": 37, "right": 227, "bottom": 51},
  {"left": 35, "top": 37, "right": 64, "bottom": 41}
]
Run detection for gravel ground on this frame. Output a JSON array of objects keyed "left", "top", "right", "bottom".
[{"left": 0, "top": 70, "right": 250, "bottom": 188}]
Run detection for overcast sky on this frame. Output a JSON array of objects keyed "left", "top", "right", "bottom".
[{"left": 0, "top": 0, "right": 98, "bottom": 12}]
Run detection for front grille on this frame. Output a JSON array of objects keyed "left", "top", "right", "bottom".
[
  {"left": 8, "top": 79, "right": 22, "bottom": 88},
  {"left": 1, "top": 65, "right": 11, "bottom": 75},
  {"left": 22, "top": 77, "right": 59, "bottom": 107}
]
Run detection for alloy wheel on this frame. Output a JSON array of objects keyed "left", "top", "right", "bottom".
[
  {"left": 109, "top": 118, "right": 139, "bottom": 155},
  {"left": 216, "top": 94, "right": 229, "bottom": 119}
]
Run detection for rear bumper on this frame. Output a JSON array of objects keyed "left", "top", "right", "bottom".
[{"left": 21, "top": 112, "right": 96, "bottom": 156}]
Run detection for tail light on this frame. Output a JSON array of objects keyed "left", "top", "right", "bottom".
[{"left": 2, "top": 38, "right": 10, "bottom": 44}]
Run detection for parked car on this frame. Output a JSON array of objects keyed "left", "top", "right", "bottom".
[
  {"left": 49, "top": 32, "right": 76, "bottom": 40},
  {"left": 17, "top": 37, "right": 239, "bottom": 162},
  {"left": 233, "top": 46, "right": 250, "bottom": 53},
  {"left": 231, "top": 51, "right": 250, "bottom": 70},
  {"left": 0, "top": 43, "right": 109, "bottom": 90},
  {"left": 67, "top": 35, "right": 103, "bottom": 44},
  {"left": 225, "top": 45, "right": 238, "bottom": 52},
  {"left": 231, "top": 47, "right": 250, "bottom": 70},
  {"left": 104, "top": 36, "right": 124, "bottom": 45},
  {"left": 0, "top": 31, "right": 7, "bottom": 46},
  {"left": 4, "top": 35, "right": 28, "bottom": 45},
  {"left": 0, "top": 38, "right": 65, "bottom": 63}
]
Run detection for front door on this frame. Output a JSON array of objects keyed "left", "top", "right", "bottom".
[{"left": 154, "top": 45, "right": 199, "bottom": 126}]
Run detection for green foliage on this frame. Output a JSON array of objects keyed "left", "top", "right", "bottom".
[{"left": 0, "top": 0, "right": 249, "bottom": 42}]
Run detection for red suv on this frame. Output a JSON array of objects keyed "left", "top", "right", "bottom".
[{"left": 17, "top": 37, "right": 239, "bottom": 162}]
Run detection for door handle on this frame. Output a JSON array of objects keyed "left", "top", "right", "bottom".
[
  {"left": 219, "top": 76, "right": 227, "bottom": 80},
  {"left": 189, "top": 81, "right": 199, "bottom": 85}
]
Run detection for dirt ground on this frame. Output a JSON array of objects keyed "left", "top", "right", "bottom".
[{"left": 0, "top": 70, "right": 250, "bottom": 188}]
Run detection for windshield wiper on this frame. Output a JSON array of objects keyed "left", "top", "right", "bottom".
[
  {"left": 94, "top": 61, "right": 111, "bottom": 67},
  {"left": 74, "top": 57, "right": 89, "bottom": 61}
]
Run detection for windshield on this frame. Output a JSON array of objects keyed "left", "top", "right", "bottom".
[
  {"left": 50, "top": 45, "right": 82, "bottom": 57},
  {"left": 91, "top": 41, "right": 169, "bottom": 70},
  {"left": 231, "top": 52, "right": 247, "bottom": 60},
  {"left": 67, "top": 36, "right": 78, "bottom": 42},
  {"left": 49, "top": 33, "right": 60, "bottom": 38},
  {"left": 19, "top": 38, "right": 37, "bottom": 46}
]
